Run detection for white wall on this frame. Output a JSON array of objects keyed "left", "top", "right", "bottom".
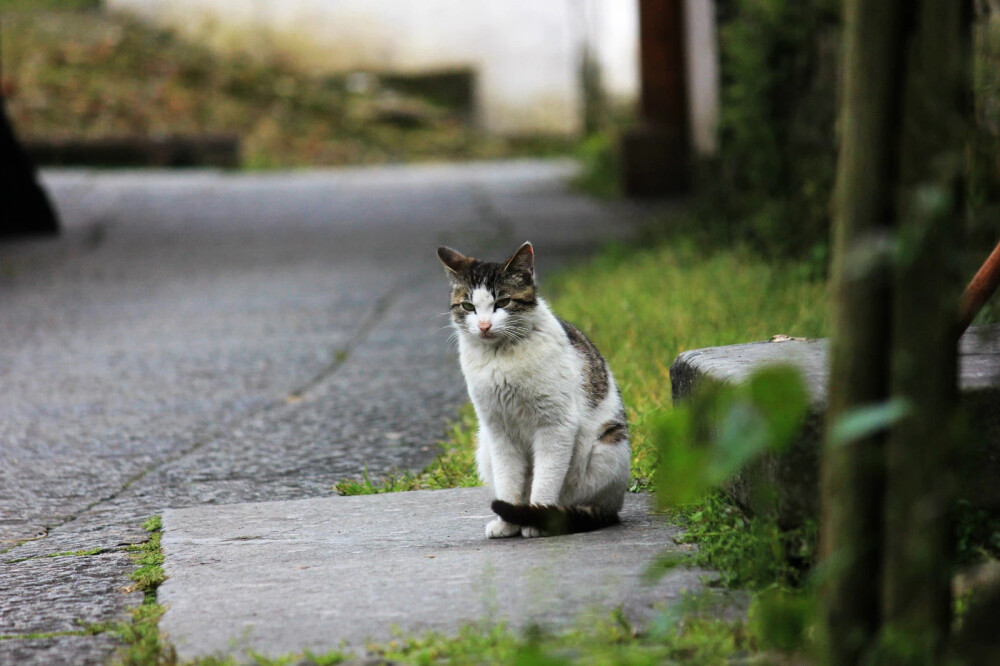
[
  {"left": 107, "top": 0, "right": 718, "bottom": 147},
  {"left": 107, "top": 0, "right": 640, "bottom": 135},
  {"left": 684, "top": 0, "right": 719, "bottom": 155}
]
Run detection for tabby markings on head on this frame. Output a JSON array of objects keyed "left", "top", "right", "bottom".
[{"left": 443, "top": 246, "right": 538, "bottom": 327}]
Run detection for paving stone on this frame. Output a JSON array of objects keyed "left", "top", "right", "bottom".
[
  {"left": 0, "top": 634, "right": 120, "bottom": 666},
  {"left": 0, "top": 552, "right": 141, "bottom": 635},
  {"left": 159, "top": 488, "right": 706, "bottom": 662}
]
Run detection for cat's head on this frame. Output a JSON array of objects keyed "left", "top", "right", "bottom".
[{"left": 436, "top": 242, "right": 537, "bottom": 346}]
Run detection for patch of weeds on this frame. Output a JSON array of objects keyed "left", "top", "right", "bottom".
[
  {"left": 125, "top": 516, "right": 164, "bottom": 603},
  {"left": 5, "top": 547, "right": 106, "bottom": 564},
  {"left": 359, "top": 609, "right": 752, "bottom": 665},
  {"left": 671, "top": 493, "right": 817, "bottom": 591},
  {"left": 336, "top": 404, "right": 480, "bottom": 495},
  {"left": 93, "top": 515, "right": 175, "bottom": 665},
  {"left": 956, "top": 500, "right": 1000, "bottom": 566},
  {"left": 102, "top": 610, "right": 753, "bottom": 665},
  {"left": 748, "top": 586, "right": 817, "bottom": 655}
]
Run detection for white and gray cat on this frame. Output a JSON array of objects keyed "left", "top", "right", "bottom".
[{"left": 437, "top": 241, "right": 631, "bottom": 538}]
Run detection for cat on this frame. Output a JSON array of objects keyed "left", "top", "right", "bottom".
[{"left": 436, "top": 241, "right": 631, "bottom": 538}]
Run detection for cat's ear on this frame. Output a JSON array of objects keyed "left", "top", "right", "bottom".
[
  {"left": 437, "top": 246, "right": 474, "bottom": 276},
  {"left": 503, "top": 241, "right": 534, "bottom": 277}
]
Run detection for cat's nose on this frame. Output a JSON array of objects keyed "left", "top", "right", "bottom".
[{"left": 478, "top": 321, "right": 492, "bottom": 332}]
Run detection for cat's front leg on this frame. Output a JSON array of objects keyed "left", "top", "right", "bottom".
[
  {"left": 485, "top": 428, "right": 529, "bottom": 539},
  {"left": 523, "top": 425, "right": 576, "bottom": 537}
]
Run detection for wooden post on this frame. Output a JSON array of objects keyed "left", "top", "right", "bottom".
[
  {"left": 621, "top": 0, "right": 690, "bottom": 197},
  {"left": 820, "top": 0, "right": 907, "bottom": 661},
  {"left": 0, "top": 94, "right": 59, "bottom": 238},
  {"left": 882, "top": 0, "right": 970, "bottom": 655},
  {"left": 0, "top": 20, "right": 59, "bottom": 238}
]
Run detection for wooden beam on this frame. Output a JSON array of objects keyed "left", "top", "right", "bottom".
[
  {"left": 621, "top": 0, "right": 690, "bottom": 197},
  {"left": 820, "top": 0, "right": 907, "bottom": 661}
]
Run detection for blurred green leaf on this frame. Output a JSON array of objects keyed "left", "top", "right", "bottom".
[
  {"left": 654, "top": 407, "right": 711, "bottom": 507},
  {"left": 749, "top": 586, "right": 816, "bottom": 652},
  {"left": 828, "top": 398, "right": 912, "bottom": 447},
  {"left": 747, "top": 365, "right": 809, "bottom": 452},
  {"left": 656, "top": 366, "right": 809, "bottom": 508},
  {"left": 642, "top": 551, "right": 692, "bottom": 584}
]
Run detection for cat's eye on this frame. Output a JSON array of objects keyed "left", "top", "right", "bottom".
[
  {"left": 461, "top": 302, "right": 476, "bottom": 312},
  {"left": 494, "top": 298, "right": 511, "bottom": 309}
]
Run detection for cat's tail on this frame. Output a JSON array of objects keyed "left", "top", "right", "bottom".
[{"left": 491, "top": 500, "right": 619, "bottom": 536}]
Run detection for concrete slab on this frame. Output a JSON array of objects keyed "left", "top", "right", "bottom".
[
  {"left": 159, "top": 488, "right": 704, "bottom": 661},
  {"left": 670, "top": 324, "right": 1000, "bottom": 525}
]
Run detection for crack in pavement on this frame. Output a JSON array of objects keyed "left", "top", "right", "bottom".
[{"left": 1, "top": 275, "right": 411, "bottom": 557}]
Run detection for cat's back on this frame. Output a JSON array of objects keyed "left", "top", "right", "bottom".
[{"left": 555, "top": 317, "right": 615, "bottom": 410}]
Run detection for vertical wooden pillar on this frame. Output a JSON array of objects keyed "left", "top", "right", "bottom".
[
  {"left": 881, "top": 0, "right": 969, "bottom": 655},
  {"left": 823, "top": 0, "right": 970, "bottom": 661},
  {"left": 621, "top": 0, "right": 690, "bottom": 197},
  {"left": 821, "top": 1, "right": 906, "bottom": 661}
]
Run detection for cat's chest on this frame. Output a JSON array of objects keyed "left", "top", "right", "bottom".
[{"left": 460, "top": 342, "right": 576, "bottom": 416}]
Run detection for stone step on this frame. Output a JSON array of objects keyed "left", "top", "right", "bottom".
[
  {"left": 670, "top": 324, "right": 1000, "bottom": 527},
  {"left": 159, "top": 487, "right": 708, "bottom": 662}
]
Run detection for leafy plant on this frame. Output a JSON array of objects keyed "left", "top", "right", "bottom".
[
  {"left": 652, "top": 365, "right": 809, "bottom": 508},
  {"left": 703, "top": 0, "right": 840, "bottom": 261}
]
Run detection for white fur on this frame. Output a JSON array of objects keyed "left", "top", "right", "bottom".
[{"left": 454, "top": 294, "right": 631, "bottom": 538}]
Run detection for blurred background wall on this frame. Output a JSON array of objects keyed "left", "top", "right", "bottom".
[
  {"left": 103, "top": 0, "right": 718, "bottom": 144},
  {"left": 105, "top": 0, "right": 634, "bottom": 135}
]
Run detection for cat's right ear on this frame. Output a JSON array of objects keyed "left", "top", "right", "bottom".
[{"left": 437, "top": 246, "right": 474, "bottom": 276}]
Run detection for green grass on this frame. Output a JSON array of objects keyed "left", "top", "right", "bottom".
[
  {"left": 164, "top": 604, "right": 754, "bottom": 665},
  {"left": 548, "top": 237, "right": 828, "bottom": 490},
  {"left": 125, "top": 516, "right": 165, "bottom": 604},
  {"left": 671, "top": 493, "right": 817, "bottom": 590},
  {"left": 106, "top": 516, "right": 174, "bottom": 665}
]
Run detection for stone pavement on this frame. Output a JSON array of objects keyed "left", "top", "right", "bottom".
[
  {"left": 159, "top": 488, "right": 705, "bottom": 662},
  {"left": 0, "top": 160, "right": 652, "bottom": 664}
]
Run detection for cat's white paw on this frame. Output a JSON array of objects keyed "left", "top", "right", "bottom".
[
  {"left": 485, "top": 518, "right": 521, "bottom": 538},
  {"left": 521, "top": 526, "right": 546, "bottom": 538}
]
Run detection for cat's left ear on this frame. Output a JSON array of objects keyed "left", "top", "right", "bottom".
[
  {"left": 503, "top": 241, "right": 534, "bottom": 278},
  {"left": 437, "top": 246, "right": 474, "bottom": 275}
]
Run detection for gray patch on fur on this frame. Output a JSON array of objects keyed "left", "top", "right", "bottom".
[
  {"left": 598, "top": 412, "right": 629, "bottom": 445},
  {"left": 557, "top": 319, "right": 609, "bottom": 408}
]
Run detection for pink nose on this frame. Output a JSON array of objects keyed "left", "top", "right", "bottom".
[{"left": 478, "top": 321, "right": 492, "bottom": 332}]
